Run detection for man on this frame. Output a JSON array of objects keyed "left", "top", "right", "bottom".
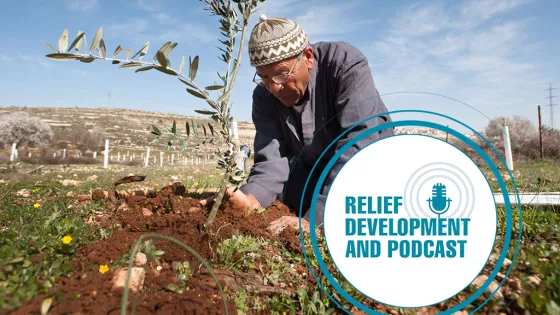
[{"left": 202, "top": 15, "right": 393, "bottom": 235}]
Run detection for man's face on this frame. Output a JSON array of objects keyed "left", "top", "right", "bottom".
[{"left": 254, "top": 46, "right": 314, "bottom": 107}]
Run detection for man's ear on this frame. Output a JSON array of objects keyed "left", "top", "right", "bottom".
[{"left": 303, "top": 45, "right": 314, "bottom": 70}]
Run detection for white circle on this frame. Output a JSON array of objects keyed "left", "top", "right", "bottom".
[{"left": 323, "top": 135, "right": 497, "bottom": 307}]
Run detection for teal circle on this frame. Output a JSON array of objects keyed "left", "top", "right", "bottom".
[
  {"left": 321, "top": 133, "right": 499, "bottom": 309},
  {"left": 297, "top": 111, "right": 521, "bottom": 314}
]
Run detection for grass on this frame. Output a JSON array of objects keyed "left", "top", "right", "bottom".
[{"left": 1, "top": 160, "right": 559, "bottom": 314}]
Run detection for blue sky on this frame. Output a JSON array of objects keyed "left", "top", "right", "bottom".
[{"left": 1, "top": 0, "right": 559, "bottom": 132}]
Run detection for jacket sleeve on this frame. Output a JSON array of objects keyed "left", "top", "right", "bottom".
[
  {"left": 306, "top": 48, "right": 392, "bottom": 224},
  {"left": 239, "top": 87, "right": 291, "bottom": 208}
]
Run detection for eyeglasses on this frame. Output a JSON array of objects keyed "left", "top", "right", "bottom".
[{"left": 253, "top": 52, "right": 303, "bottom": 86}]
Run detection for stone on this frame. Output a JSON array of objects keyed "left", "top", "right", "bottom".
[
  {"left": 471, "top": 275, "right": 503, "bottom": 299},
  {"left": 87, "top": 175, "right": 98, "bottom": 181},
  {"left": 528, "top": 275, "right": 541, "bottom": 286},
  {"left": 134, "top": 252, "right": 147, "bottom": 267},
  {"left": 142, "top": 208, "right": 152, "bottom": 216},
  {"left": 61, "top": 179, "right": 81, "bottom": 187},
  {"left": 112, "top": 267, "right": 145, "bottom": 292},
  {"left": 117, "top": 203, "right": 129, "bottom": 212},
  {"left": 16, "top": 189, "right": 30, "bottom": 197},
  {"left": 188, "top": 207, "right": 200, "bottom": 214}
]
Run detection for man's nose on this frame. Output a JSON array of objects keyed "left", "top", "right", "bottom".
[{"left": 266, "top": 81, "right": 282, "bottom": 95}]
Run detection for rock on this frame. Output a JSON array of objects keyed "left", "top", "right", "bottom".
[
  {"left": 496, "top": 272, "right": 506, "bottom": 280},
  {"left": 61, "top": 179, "right": 81, "bottom": 187},
  {"left": 471, "top": 275, "right": 503, "bottom": 299},
  {"left": 117, "top": 203, "right": 129, "bottom": 212},
  {"left": 188, "top": 207, "right": 200, "bottom": 214},
  {"left": 170, "top": 175, "right": 179, "bottom": 182},
  {"left": 87, "top": 175, "right": 98, "bottom": 181},
  {"left": 16, "top": 189, "right": 30, "bottom": 197},
  {"left": 142, "top": 208, "right": 152, "bottom": 216},
  {"left": 135, "top": 253, "right": 147, "bottom": 266},
  {"left": 112, "top": 267, "right": 145, "bottom": 292},
  {"left": 503, "top": 258, "right": 512, "bottom": 267},
  {"left": 73, "top": 174, "right": 78, "bottom": 177},
  {"left": 453, "top": 311, "right": 468, "bottom": 315},
  {"left": 528, "top": 275, "right": 541, "bottom": 286}
]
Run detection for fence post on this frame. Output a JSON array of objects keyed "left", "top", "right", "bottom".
[
  {"left": 172, "top": 154, "right": 174, "bottom": 165},
  {"left": 502, "top": 121, "right": 514, "bottom": 171},
  {"left": 10, "top": 143, "right": 17, "bottom": 161},
  {"left": 160, "top": 152, "right": 163, "bottom": 167},
  {"left": 231, "top": 119, "right": 239, "bottom": 140},
  {"left": 63, "top": 149, "right": 66, "bottom": 159},
  {"left": 104, "top": 140, "right": 109, "bottom": 169},
  {"left": 145, "top": 147, "right": 150, "bottom": 168}
]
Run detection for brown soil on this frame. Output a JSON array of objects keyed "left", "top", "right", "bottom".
[{"left": 11, "top": 183, "right": 302, "bottom": 315}]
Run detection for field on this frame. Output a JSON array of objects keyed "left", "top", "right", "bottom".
[{"left": 1, "top": 108, "right": 559, "bottom": 314}]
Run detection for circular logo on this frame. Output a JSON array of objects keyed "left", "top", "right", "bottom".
[{"left": 323, "top": 134, "right": 497, "bottom": 307}]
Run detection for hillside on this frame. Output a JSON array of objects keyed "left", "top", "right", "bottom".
[{"left": 0, "top": 106, "right": 256, "bottom": 155}]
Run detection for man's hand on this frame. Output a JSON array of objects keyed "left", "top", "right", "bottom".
[
  {"left": 268, "top": 216, "right": 310, "bottom": 236},
  {"left": 199, "top": 188, "right": 261, "bottom": 213}
]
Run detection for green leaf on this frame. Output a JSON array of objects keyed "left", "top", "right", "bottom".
[
  {"left": 155, "top": 66, "right": 176, "bottom": 76},
  {"left": 46, "top": 53, "right": 80, "bottom": 60},
  {"left": 205, "top": 85, "right": 226, "bottom": 90},
  {"left": 171, "top": 120, "right": 177, "bottom": 133},
  {"left": 153, "top": 41, "right": 171, "bottom": 62},
  {"left": 201, "top": 124, "right": 207, "bottom": 137},
  {"left": 58, "top": 29, "right": 69, "bottom": 53},
  {"left": 186, "top": 89, "right": 207, "bottom": 99},
  {"left": 163, "top": 42, "right": 178, "bottom": 58},
  {"left": 185, "top": 121, "right": 190, "bottom": 137},
  {"left": 119, "top": 62, "right": 143, "bottom": 69},
  {"left": 77, "top": 32, "right": 86, "bottom": 51},
  {"left": 135, "top": 66, "right": 155, "bottom": 73},
  {"left": 179, "top": 56, "right": 185, "bottom": 73},
  {"left": 67, "top": 31, "right": 85, "bottom": 52},
  {"left": 41, "top": 298, "right": 53, "bottom": 315},
  {"left": 152, "top": 125, "right": 162, "bottom": 136},
  {"left": 178, "top": 78, "right": 196, "bottom": 88},
  {"left": 194, "top": 109, "right": 217, "bottom": 115},
  {"left": 79, "top": 56, "right": 95, "bottom": 63},
  {"left": 113, "top": 45, "right": 122, "bottom": 57},
  {"left": 156, "top": 51, "right": 168, "bottom": 68},
  {"left": 98, "top": 39, "right": 107, "bottom": 59},
  {"left": 112, "top": 60, "right": 121, "bottom": 64},
  {"left": 151, "top": 137, "right": 160, "bottom": 144},
  {"left": 217, "top": 89, "right": 232, "bottom": 103},
  {"left": 208, "top": 123, "right": 215, "bottom": 137},
  {"left": 125, "top": 48, "right": 131, "bottom": 60},
  {"left": 89, "top": 27, "right": 103, "bottom": 53},
  {"left": 43, "top": 41, "right": 59, "bottom": 53},
  {"left": 131, "top": 41, "right": 149, "bottom": 60},
  {"left": 189, "top": 56, "right": 199, "bottom": 81}
]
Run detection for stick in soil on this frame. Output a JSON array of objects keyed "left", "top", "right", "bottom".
[{"left": 121, "top": 233, "right": 229, "bottom": 315}]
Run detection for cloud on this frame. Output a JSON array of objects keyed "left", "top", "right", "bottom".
[
  {"left": 67, "top": 0, "right": 98, "bottom": 11},
  {"left": 153, "top": 12, "right": 171, "bottom": 24},
  {"left": 136, "top": 0, "right": 160, "bottom": 12},
  {"left": 0, "top": 55, "right": 11, "bottom": 62},
  {"left": 20, "top": 55, "right": 50, "bottom": 68}
]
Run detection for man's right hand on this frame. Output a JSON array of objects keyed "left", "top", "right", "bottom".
[{"left": 199, "top": 188, "right": 261, "bottom": 214}]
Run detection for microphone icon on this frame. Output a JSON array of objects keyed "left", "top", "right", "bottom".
[{"left": 427, "top": 183, "right": 452, "bottom": 218}]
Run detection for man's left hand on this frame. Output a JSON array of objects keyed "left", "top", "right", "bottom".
[{"left": 268, "top": 216, "right": 310, "bottom": 236}]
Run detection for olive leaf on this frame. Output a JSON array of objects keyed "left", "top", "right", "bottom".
[
  {"left": 205, "top": 85, "right": 225, "bottom": 90},
  {"left": 46, "top": 53, "right": 80, "bottom": 60},
  {"left": 98, "top": 39, "right": 107, "bottom": 59},
  {"left": 201, "top": 124, "right": 207, "bottom": 137},
  {"left": 194, "top": 109, "right": 217, "bottom": 115},
  {"left": 89, "top": 27, "right": 103, "bottom": 53},
  {"left": 178, "top": 78, "right": 197, "bottom": 89},
  {"left": 185, "top": 121, "right": 190, "bottom": 137},
  {"left": 79, "top": 56, "right": 95, "bottom": 63},
  {"left": 189, "top": 56, "right": 199, "bottom": 81},
  {"left": 153, "top": 41, "right": 171, "bottom": 62},
  {"left": 43, "top": 41, "right": 59, "bottom": 53},
  {"left": 131, "top": 41, "right": 150, "bottom": 60},
  {"left": 171, "top": 120, "right": 177, "bottom": 134},
  {"left": 186, "top": 89, "right": 206, "bottom": 99},
  {"left": 135, "top": 66, "right": 155, "bottom": 73},
  {"left": 58, "top": 29, "right": 69, "bottom": 53},
  {"left": 217, "top": 89, "right": 232, "bottom": 103},
  {"left": 151, "top": 125, "right": 162, "bottom": 136},
  {"left": 155, "top": 66, "right": 177, "bottom": 76},
  {"left": 208, "top": 123, "right": 215, "bottom": 137},
  {"left": 113, "top": 45, "right": 122, "bottom": 57},
  {"left": 156, "top": 51, "right": 168, "bottom": 68},
  {"left": 125, "top": 48, "right": 131, "bottom": 60},
  {"left": 163, "top": 42, "right": 178, "bottom": 58},
  {"left": 119, "top": 62, "right": 143, "bottom": 69},
  {"left": 67, "top": 31, "right": 85, "bottom": 52},
  {"left": 179, "top": 56, "right": 185, "bottom": 73}
]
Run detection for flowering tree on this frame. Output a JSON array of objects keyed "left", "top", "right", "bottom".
[{"left": 43, "top": 0, "right": 266, "bottom": 225}]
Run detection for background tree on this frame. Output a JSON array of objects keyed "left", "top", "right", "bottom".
[{"left": 0, "top": 111, "right": 54, "bottom": 150}]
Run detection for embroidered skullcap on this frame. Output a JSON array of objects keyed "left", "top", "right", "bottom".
[{"left": 248, "top": 15, "right": 309, "bottom": 67}]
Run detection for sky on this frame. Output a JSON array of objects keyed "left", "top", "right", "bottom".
[{"left": 0, "top": 0, "right": 559, "bottom": 133}]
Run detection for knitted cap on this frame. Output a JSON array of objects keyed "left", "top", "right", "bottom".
[{"left": 249, "top": 15, "right": 309, "bottom": 67}]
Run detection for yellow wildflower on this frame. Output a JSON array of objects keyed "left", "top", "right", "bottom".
[
  {"left": 33, "top": 203, "right": 40, "bottom": 208},
  {"left": 194, "top": 182, "right": 199, "bottom": 188},
  {"left": 62, "top": 235, "right": 72, "bottom": 245},
  {"left": 99, "top": 264, "right": 109, "bottom": 274}
]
